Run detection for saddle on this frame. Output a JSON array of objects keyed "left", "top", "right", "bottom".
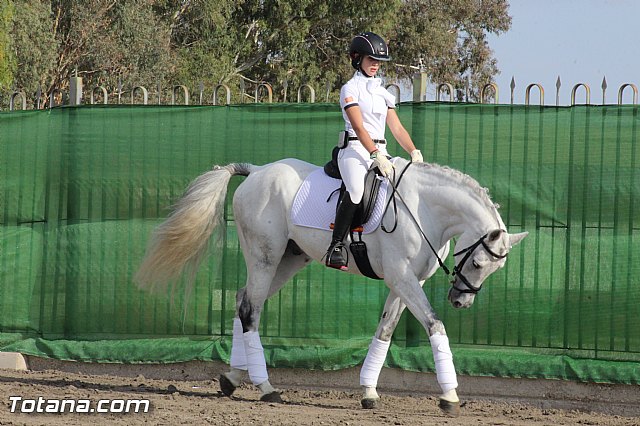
[{"left": 323, "top": 146, "right": 383, "bottom": 280}]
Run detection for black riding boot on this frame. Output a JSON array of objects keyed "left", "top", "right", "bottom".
[{"left": 326, "top": 192, "right": 358, "bottom": 271}]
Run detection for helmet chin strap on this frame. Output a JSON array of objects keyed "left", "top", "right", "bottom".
[
  {"left": 352, "top": 54, "right": 373, "bottom": 77},
  {"left": 359, "top": 65, "right": 373, "bottom": 77}
]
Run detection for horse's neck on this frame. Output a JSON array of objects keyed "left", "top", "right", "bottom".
[
  {"left": 411, "top": 165, "right": 501, "bottom": 241},
  {"left": 440, "top": 188, "right": 499, "bottom": 240}
]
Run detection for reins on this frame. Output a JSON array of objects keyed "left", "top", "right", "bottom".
[
  {"left": 380, "top": 162, "right": 508, "bottom": 294},
  {"left": 381, "top": 162, "right": 451, "bottom": 275},
  {"left": 380, "top": 162, "right": 410, "bottom": 234}
]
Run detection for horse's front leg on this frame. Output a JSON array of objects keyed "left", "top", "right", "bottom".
[
  {"left": 359, "top": 287, "right": 415, "bottom": 409},
  {"left": 387, "top": 276, "right": 460, "bottom": 417}
]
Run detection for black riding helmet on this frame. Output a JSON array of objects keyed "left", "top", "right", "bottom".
[{"left": 349, "top": 32, "right": 391, "bottom": 70}]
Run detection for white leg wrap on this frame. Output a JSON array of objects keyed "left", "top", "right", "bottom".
[
  {"left": 359, "top": 337, "right": 391, "bottom": 387},
  {"left": 243, "top": 331, "right": 269, "bottom": 385},
  {"left": 429, "top": 333, "right": 458, "bottom": 394},
  {"left": 230, "top": 318, "right": 247, "bottom": 370}
]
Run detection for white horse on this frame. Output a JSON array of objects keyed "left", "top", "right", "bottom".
[{"left": 135, "top": 158, "right": 527, "bottom": 417}]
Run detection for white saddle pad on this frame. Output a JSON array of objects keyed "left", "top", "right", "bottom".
[{"left": 291, "top": 168, "right": 389, "bottom": 234}]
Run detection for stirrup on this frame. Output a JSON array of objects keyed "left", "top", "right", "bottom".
[{"left": 325, "top": 242, "right": 348, "bottom": 271}]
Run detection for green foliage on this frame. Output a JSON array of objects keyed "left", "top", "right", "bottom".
[
  {"left": 160, "top": 0, "right": 510, "bottom": 101},
  {"left": 11, "top": 1, "right": 59, "bottom": 100},
  {"left": 393, "top": 0, "right": 511, "bottom": 100},
  {"left": 9, "top": 1, "right": 174, "bottom": 107},
  {"left": 0, "top": 0, "right": 15, "bottom": 91},
  {"left": 5, "top": 0, "right": 510, "bottom": 106}
]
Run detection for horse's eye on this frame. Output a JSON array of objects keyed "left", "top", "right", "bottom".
[{"left": 472, "top": 260, "right": 481, "bottom": 269}]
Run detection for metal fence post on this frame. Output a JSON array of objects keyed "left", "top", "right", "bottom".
[
  {"left": 385, "top": 84, "right": 401, "bottom": 105},
  {"left": 69, "top": 70, "right": 83, "bottom": 105},
  {"left": 525, "top": 84, "right": 545, "bottom": 106},
  {"left": 412, "top": 72, "right": 427, "bottom": 102},
  {"left": 436, "top": 83, "right": 454, "bottom": 102},
  {"left": 213, "top": 84, "right": 231, "bottom": 105},
  {"left": 9, "top": 91, "right": 26, "bottom": 111},
  {"left": 49, "top": 89, "right": 63, "bottom": 108},
  {"left": 131, "top": 86, "right": 149, "bottom": 105},
  {"left": 618, "top": 83, "right": 638, "bottom": 105},
  {"left": 297, "top": 84, "right": 315, "bottom": 103},
  {"left": 171, "top": 85, "right": 190, "bottom": 105},
  {"left": 571, "top": 83, "right": 591, "bottom": 105},
  {"left": 90, "top": 86, "right": 108, "bottom": 104},
  {"left": 255, "top": 82, "right": 273, "bottom": 103},
  {"left": 480, "top": 83, "right": 499, "bottom": 104}
]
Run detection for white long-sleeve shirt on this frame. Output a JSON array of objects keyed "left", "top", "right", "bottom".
[{"left": 340, "top": 71, "right": 396, "bottom": 140}]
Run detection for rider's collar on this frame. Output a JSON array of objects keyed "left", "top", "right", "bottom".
[{"left": 354, "top": 71, "right": 382, "bottom": 91}]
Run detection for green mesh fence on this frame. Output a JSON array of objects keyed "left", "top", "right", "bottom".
[{"left": 0, "top": 103, "right": 638, "bottom": 384}]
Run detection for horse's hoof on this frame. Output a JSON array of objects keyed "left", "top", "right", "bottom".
[
  {"left": 438, "top": 399, "right": 461, "bottom": 417},
  {"left": 219, "top": 374, "right": 236, "bottom": 397},
  {"left": 361, "top": 397, "right": 379, "bottom": 409},
  {"left": 260, "top": 391, "right": 283, "bottom": 403}
]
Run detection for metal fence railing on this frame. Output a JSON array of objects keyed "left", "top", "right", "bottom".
[{"left": 3, "top": 73, "right": 639, "bottom": 111}]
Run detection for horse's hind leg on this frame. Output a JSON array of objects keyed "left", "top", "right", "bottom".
[
  {"left": 359, "top": 288, "right": 410, "bottom": 409},
  {"left": 219, "top": 288, "right": 251, "bottom": 397},
  {"left": 220, "top": 241, "right": 312, "bottom": 400}
]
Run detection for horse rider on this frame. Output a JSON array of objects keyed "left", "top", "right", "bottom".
[{"left": 325, "top": 31, "right": 424, "bottom": 271}]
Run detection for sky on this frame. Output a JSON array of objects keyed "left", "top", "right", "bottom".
[{"left": 485, "top": 0, "right": 640, "bottom": 105}]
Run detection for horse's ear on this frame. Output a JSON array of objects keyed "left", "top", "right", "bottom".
[
  {"left": 509, "top": 232, "right": 528, "bottom": 247},
  {"left": 487, "top": 229, "right": 505, "bottom": 242}
]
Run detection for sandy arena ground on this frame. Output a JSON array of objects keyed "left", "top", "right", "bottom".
[{"left": 0, "top": 368, "right": 638, "bottom": 425}]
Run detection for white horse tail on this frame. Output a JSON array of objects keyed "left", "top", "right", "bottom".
[{"left": 135, "top": 163, "right": 254, "bottom": 293}]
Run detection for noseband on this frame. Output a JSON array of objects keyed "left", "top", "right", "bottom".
[{"left": 451, "top": 234, "right": 508, "bottom": 294}]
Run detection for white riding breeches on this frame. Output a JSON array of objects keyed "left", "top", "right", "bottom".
[{"left": 337, "top": 139, "right": 388, "bottom": 204}]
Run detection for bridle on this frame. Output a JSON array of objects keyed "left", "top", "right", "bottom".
[
  {"left": 382, "top": 162, "right": 508, "bottom": 295},
  {"left": 451, "top": 234, "right": 508, "bottom": 294}
]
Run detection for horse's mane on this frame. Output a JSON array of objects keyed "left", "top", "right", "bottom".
[{"left": 411, "top": 161, "right": 500, "bottom": 212}]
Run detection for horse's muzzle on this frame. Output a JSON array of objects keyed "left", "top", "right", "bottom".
[{"left": 448, "top": 284, "right": 474, "bottom": 309}]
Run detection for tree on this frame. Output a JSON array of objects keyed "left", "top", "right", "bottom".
[
  {"left": 10, "top": 1, "right": 60, "bottom": 106},
  {"left": 0, "top": 0, "right": 15, "bottom": 92},
  {"left": 392, "top": 0, "right": 511, "bottom": 100},
  {"left": 10, "top": 0, "right": 175, "bottom": 107},
  {"left": 5, "top": 0, "right": 511, "bottom": 106},
  {"left": 161, "top": 0, "right": 510, "bottom": 102},
  {"left": 157, "top": 0, "right": 399, "bottom": 101}
]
